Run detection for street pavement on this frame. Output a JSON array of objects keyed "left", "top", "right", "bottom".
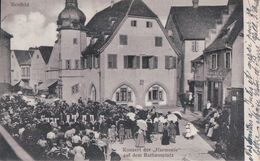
[{"left": 106, "top": 108, "right": 225, "bottom": 161}]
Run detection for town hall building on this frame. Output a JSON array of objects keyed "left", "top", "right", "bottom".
[{"left": 46, "top": 0, "right": 181, "bottom": 107}]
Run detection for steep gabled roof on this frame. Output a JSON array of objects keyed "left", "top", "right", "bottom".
[
  {"left": 83, "top": 0, "right": 159, "bottom": 55},
  {"left": 168, "top": 6, "right": 227, "bottom": 40},
  {"left": 0, "top": 28, "right": 13, "bottom": 39},
  {"left": 204, "top": 4, "right": 243, "bottom": 53},
  {"left": 13, "top": 50, "right": 33, "bottom": 66},
  {"left": 38, "top": 46, "right": 53, "bottom": 64}
]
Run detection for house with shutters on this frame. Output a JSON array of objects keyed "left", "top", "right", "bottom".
[
  {"left": 203, "top": 3, "right": 243, "bottom": 108},
  {"left": 165, "top": 0, "right": 238, "bottom": 110},
  {"left": 10, "top": 49, "right": 34, "bottom": 93},
  {"left": 30, "top": 46, "right": 53, "bottom": 93},
  {"left": 47, "top": 0, "right": 181, "bottom": 107}
]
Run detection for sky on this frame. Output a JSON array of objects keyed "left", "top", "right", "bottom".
[{"left": 1, "top": 0, "right": 228, "bottom": 50}]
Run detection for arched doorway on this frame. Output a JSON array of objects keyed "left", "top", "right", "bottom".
[{"left": 90, "top": 85, "right": 96, "bottom": 101}]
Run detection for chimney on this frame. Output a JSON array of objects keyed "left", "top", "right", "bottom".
[
  {"left": 192, "top": 0, "right": 199, "bottom": 8},
  {"left": 110, "top": 0, "right": 115, "bottom": 8}
]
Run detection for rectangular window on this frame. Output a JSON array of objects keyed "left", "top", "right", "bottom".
[
  {"left": 211, "top": 54, "right": 217, "bottom": 69},
  {"left": 142, "top": 56, "right": 158, "bottom": 69},
  {"left": 75, "top": 60, "right": 79, "bottom": 69},
  {"left": 22, "top": 67, "right": 26, "bottom": 77},
  {"left": 124, "top": 56, "right": 140, "bottom": 69},
  {"left": 131, "top": 20, "right": 137, "bottom": 27},
  {"left": 217, "top": 54, "right": 221, "bottom": 68},
  {"left": 225, "top": 52, "right": 231, "bottom": 69},
  {"left": 81, "top": 57, "right": 85, "bottom": 69},
  {"left": 155, "top": 37, "right": 162, "bottom": 47},
  {"left": 108, "top": 54, "right": 117, "bottom": 69},
  {"left": 116, "top": 92, "right": 120, "bottom": 102},
  {"left": 146, "top": 21, "right": 153, "bottom": 28},
  {"left": 71, "top": 84, "right": 79, "bottom": 95},
  {"left": 94, "top": 56, "right": 100, "bottom": 68},
  {"left": 65, "top": 60, "right": 71, "bottom": 69},
  {"left": 165, "top": 56, "right": 177, "bottom": 69},
  {"left": 192, "top": 40, "right": 199, "bottom": 52},
  {"left": 26, "top": 67, "right": 30, "bottom": 77},
  {"left": 87, "top": 55, "right": 92, "bottom": 69},
  {"left": 120, "top": 88, "right": 127, "bottom": 102},
  {"left": 73, "top": 38, "right": 78, "bottom": 45},
  {"left": 152, "top": 87, "right": 159, "bottom": 100},
  {"left": 128, "top": 91, "right": 132, "bottom": 101},
  {"left": 120, "top": 35, "right": 128, "bottom": 45}
]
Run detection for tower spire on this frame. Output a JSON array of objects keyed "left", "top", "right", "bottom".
[{"left": 66, "top": 0, "right": 78, "bottom": 7}]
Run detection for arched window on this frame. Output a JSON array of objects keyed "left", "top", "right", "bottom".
[
  {"left": 145, "top": 84, "right": 167, "bottom": 106},
  {"left": 112, "top": 85, "right": 135, "bottom": 103}
]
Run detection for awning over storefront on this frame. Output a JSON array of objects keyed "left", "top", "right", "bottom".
[{"left": 38, "top": 79, "right": 58, "bottom": 91}]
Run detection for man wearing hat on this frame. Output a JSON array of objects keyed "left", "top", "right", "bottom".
[
  {"left": 110, "top": 148, "right": 121, "bottom": 161},
  {"left": 146, "top": 119, "right": 153, "bottom": 143}
]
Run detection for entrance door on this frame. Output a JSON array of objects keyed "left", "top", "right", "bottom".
[
  {"left": 90, "top": 86, "right": 96, "bottom": 101},
  {"left": 198, "top": 93, "right": 203, "bottom": 111}
]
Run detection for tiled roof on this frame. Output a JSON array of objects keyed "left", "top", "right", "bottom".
[
  {"left": 169, "top": 6, "right": 227, "bottom": 40},
  {"left": 0, "top": 28, "right": 13, "bottom": 39},
  {"left": 83, "top": 0, "right": 158, "bottom": 55},
  {"left": 38, "top": 46, "right": 53, "bottom": 64},
  {"left": 204, "top": 4, "right": 243, "bottom": 53},
  {"left": 13, "top": 50, "right": 33, "bottom": 66}
]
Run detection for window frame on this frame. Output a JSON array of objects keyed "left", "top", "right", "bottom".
[
  {"left": 65, "top": 59, "right": 71, "bottom": 70},
  {"left": 192, "top": 40, "right": 199, "bottom": 52},
  {"left": 73, "top": 38, "right": 78, "bottom": 45},
  {"left": 148, "top": 86, "right": 164, "bottom": 102},
  {"left": 165, "top": 56, "right": 177, "bottom": 69},
  {"left": 142, "top": 56, "right": 158, "bottom": 69},
  {"left": 146, "top": 21, "right": 153, "bottom": 28},
  {"left": 131, "top": 20, "right": 137, "bottom": 27},
  {"left": 225, "top": 51, "right": 231, "bottom": 69},
  {"left": 124, "top": 55, "right": 140, "bottom": 69},
  {"left": 119, "top": 35, "right": 128, "bottom": 45},
  {"left": 155, "top": 36, "right": 163, "bottom": 47},
  {"left": 108, "top": 54, "right": 117, "bottom": 69}
]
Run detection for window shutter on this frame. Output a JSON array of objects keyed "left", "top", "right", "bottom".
[
  {"left": 173, "top": 57, "right": 177, "bottom": 69},
  {"left": 149, "top": 57, "right": 153, "bottom": 69},
  {"left": 114, "top": 55, "right": 117, "bottom": 68},
  {"left": 124, "top": 56, "right": 128, "bottom": 68},
  {"left": 135, "top": 56, "right": 140, "bottom": 69},
  {"left": 87, "top": 55, "right": 92, "bottom": 69},
  {"left": 165, "top": 56, "right": 169, "bottom": 69},
  {"left": 153, "top": 56, "right": 158, "bottom": 69},
  {"left": 97, "top": 56, "right": 100, "bottom": 68}
]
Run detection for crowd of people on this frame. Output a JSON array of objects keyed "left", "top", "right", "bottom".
[
  {"left": 0, "top": 94, "right": 183, "bottom": 161},
  {"left": 199, "top": 100, "right": 231, "bottom": 158}
]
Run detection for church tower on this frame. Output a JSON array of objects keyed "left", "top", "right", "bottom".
[{"left": 56, "top": 0, "right": 87, "bottom": 102}]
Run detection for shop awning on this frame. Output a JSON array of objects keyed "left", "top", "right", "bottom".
[{"left": 38, "top": 79, "right": 58, "bottom": 90}]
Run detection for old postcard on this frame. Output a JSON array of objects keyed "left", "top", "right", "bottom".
[{"left": 0, "top": 0, "right": 259, "bottom": 161}]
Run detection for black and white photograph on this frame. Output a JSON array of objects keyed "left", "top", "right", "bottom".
[{"left": 0, "top": 0, "right": 259, "bottom": 161}]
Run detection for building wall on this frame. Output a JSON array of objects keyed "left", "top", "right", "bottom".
[
  {"left": 30, "top": 50, "right": 47, "bottom": 92},
  {"left": 231, "top": 29, "right": 244, "bottom": 88},
  {"left": 60, "top": 30, "right": 83, "bottom": 101},
  {"left": 10, "top": 51, "right": 21, "bottom": 86},
  {"left": 101, "top": 17, "right": 179, "bottom": 107},
  {"left": 0, "top": 34, "right": 12, "bottom": 94},
  {"left": 184, "top": 40, "right": 205, "bottom": 92},
  {"left": 204, "top": 50, "right": 232, "bottom": 107}
]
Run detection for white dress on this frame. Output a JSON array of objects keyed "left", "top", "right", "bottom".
[{"left": 72, "top": 146, "right": 85, "bottom": 161}]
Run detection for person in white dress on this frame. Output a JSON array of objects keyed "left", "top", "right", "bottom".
[{"left": 71, "top": 145, "right": 86, "bottom": 161}]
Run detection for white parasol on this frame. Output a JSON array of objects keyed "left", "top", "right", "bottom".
[
  {"left": 17, "top": 91, "right": 23, "bottom": 95},
  {"left": 167, "top": 113, "right": 178, "bottom": 123},
  {"left": 137, "top": 119, "right": 147, "bottom": 131},
  {"left": 41, "top": 94, "right": 46, "bottom": 98},
  {"left": 127, "top": 112, "right": 136, "bottom": 121},
  {"left": 135, "top": 105, "right": 143, "bottom": 110},
  {"left": 173, "top": 111, "right": 182, "bottom": 120}
]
